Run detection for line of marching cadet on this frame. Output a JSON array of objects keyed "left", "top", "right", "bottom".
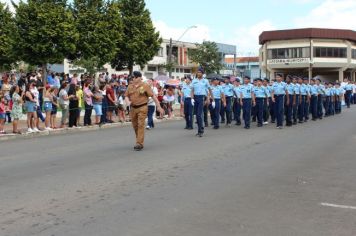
[{"left": 181, "top": 73, "right": 354, "bottom": 133}]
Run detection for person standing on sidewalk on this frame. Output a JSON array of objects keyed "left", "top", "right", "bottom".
[
  {"left": 125, "top": 71, "right": 164, "bottom": 151},
  {"left": 83, "top": 80, "right": 94, "bottom": 126},
  {"left": 146, "top": 78, "right": 158, "bottom": 130}
]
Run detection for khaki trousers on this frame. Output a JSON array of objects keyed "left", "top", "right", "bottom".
[{"left": 130, "top": 106, "right": 148, "bottom": 146}]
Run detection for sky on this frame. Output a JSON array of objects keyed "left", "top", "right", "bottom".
[
  {"left": 145, "top": 0, "right": 356, "bottom": 55},
  {"left": 3, "top": 0, "right": 356, "bottom": 55}
]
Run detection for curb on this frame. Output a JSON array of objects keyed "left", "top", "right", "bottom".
[{"left": 0, "top": 117, "right": 183, "bottom": 142}]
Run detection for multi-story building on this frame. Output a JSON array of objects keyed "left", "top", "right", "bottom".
[
  {"left": 259, "top": 28, "right": 356, "bottom": 82},
  {"left": 225, "top": 57, "right": 266, "bottom": 79}
]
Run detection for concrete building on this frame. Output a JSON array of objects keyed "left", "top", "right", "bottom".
[
  {"left": 259, "top": 28, "right": 356, "bottom": 82},
  {"left": 225, "top": 57, "right": 266, "bottom": 79}
]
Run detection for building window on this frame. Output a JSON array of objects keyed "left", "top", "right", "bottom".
[
  {"left": 314, "top": 47, "right": 347, "bottom": 58},
  {"left": 267, "top": 47, "right": 310, "bottom": 59},
  {"left": 352, "top": 49, "right": 356, "bottom": 59},
  {"left": 147, "top": 66, "right": 157, "bottom": 72},
  {"left": 184, "top": 69, "right": 191, "bottom": 73},
  {"left": 156, "top": 47, "right": 164, "bottom": 57}
]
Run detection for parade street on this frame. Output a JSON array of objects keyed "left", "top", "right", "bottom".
[{"left": 0, "top": 108, "right": 355, "bottom": 236}]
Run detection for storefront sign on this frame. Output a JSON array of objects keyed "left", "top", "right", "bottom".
[{"left": 268, "top": 58, "right": 311, "bottom": 64}]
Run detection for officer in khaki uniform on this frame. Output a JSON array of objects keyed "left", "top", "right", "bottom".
[{"left": 125, "top": 71, "right": 163, "bottom": 151}]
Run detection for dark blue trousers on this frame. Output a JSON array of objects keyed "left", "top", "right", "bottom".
[
  {"left": 233, "top": 98, "right": 241, "bottom": 124},
  {"left": 255, "top": 98, "right": 264, "bottom": 125},
  {"left": 317, "top": 95, "right": 323, "bottom": 119},
  {"left": 335, "top": 97, "right": 341, "bottom": 114},
  {"left": 298, "top": 95, "right": 306, "bottom": 122},
  {"left": 242, "top": 98, "right": 252, "bottom": 128},
  {"left": 274, "top": 95, "right": 284, "bottom": 127},
  {"left": 304, "top": 98, "right": 310, "bottom": 120},
  {"left": 263, "top": 97, "right": 270, "bottom": 122},
  {"left": 345, "top": 91, "right": 352, "bottom": 108},
  {"left": 311, "top": 95, "right": 318, "bottom": 120},
  {"left": 184, "top": 98, "right": 193, "bottom": 129},
  {"left": 286, "top": 94, "right": 293, "bottom": 125},
  {"left": 325, "top": 96, "right": 331, "bottom": 116},
  {"left": 293, "top": 95, "right": 300, "bottom": 123},
  {"left": 212, "top": 99, "right": 221, "bottom": 128},
  {"left": 329, "top": 97, "right": 335, "bottom": 115},
  {"left": 224, "top": 96, "right": 232, "bottom": 124},
  {"left": 194, "top": 95, "right": 205, "bottom": 134},
  {"left": 269, "top": 97, "right": 275, "bottom": 122}
]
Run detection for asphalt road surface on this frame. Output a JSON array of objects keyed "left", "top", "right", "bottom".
[{"left": 1, "top": 108, "right": 356, "bottom": 236}]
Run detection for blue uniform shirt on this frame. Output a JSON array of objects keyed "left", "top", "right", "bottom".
[
  {"left": 223, "top": 83, "right": 234, "bottom": 97},
  {"left": 192, "top": 78, "right": 210, "bottom": 96},
  {"left": 310, "top": 85, "right": 318, "bottom": 95},
  {"left": 264, "top": 86, "right": 271, "bottom": 97},
  {"left": 345, "top": 84, "right": 353, "bottom": 91},
  {"left": 182, "top": 83, "right": 192, "bottom": 99},
  {"left": 253, "top": 86, "right": 267, "bottom": 98},
  {"left": 317, "top": 84, "right": 325, "bottom": 95},
  {"left": 293, "top": 83, "right": 300, "bottom": 95},
  {"left": 272, "top": 82, "right": 287, "bottom": 95},
  {"left": 233, "top": 86, "right": 242, "bottom": 99},
  {"left": 300, "top": 84, "right": 308, "bottom": 95},
  {"left": 325, "top": 88, "right": 331, "bottom": 96},
  {"left": 330, "top": 87, "right": 336, "bottom": 96},
  {"left": 211, "top": 85, "right": 224, "bottom": 99},
  {"left": 240, "top": 84, "right": 254, "bottom": 99},
  {"left": 286, "top": 83, "right": 295, "bottom": 95}
]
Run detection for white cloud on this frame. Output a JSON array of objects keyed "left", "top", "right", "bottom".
[
  {"left": 153, "top": 20, "right": 211, "bottom": 44},
  {"left": 294, "top": 0, "right": 356, "bottom": 29}
]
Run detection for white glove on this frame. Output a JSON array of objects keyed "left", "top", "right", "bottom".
[
  {"left": 191, "top": 99, "right": 195, "bottom": 106},
  {"left": 212, "top": 101, "right": 216, "bottom": 109}
]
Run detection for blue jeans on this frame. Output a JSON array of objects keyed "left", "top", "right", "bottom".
[
  {"left": 101, "top": 96, "right": 108, "bottom": 123},
  {"left": 184, "top": 98, "right": 193, "bottom": 129},
  {"left": 194, "top": 95, "right": 205, "bottom": 134},
  {"left": 242, "top": 98, "right": 252, "bottom": 128},
  {"left": 274, "top": 95, "right": 284, "bottom": 127},
  {"left": 147, "top": 105, "right": 155, "bottom": 128}
]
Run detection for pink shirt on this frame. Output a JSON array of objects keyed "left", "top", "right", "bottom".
[{"left": 84, "top": 87, "right": 93, "bottom": 106}]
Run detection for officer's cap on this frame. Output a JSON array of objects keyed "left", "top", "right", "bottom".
[
  {"left": 234, "top": 78, "right": 241, "bottom": 83},
  {"left": 211, "top": 77, "right": 220, "bottom": 81},
  {"left": 197, "top": 67, "right": 204, "bottom": 73},
  {"left": 132, "top": 71, "right": 142, "bottom": 78},
  {"left": 303, "top": 77, "right": 309, "bottom": 81}
]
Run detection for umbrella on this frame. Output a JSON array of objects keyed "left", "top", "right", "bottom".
[
  {"left": 206, "top": 73, "right": 222, "bottom": 80},
  {"left": 165, "top": 79, "right": 180, "bottom": 87},
  {"left": 155, "top": 74, "right": 170, "bottom": 82}
]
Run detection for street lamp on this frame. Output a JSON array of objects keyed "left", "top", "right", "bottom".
[{"left": 168, "top": 25, "right": 198, "bottom": 78}]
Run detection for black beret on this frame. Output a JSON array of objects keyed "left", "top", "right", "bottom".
[
  {"left": 263, "top": 78, "right": 270, "bottom": 82},
  {"left": 244, "top": 75, "right": 251, "bottom": 80},
  {"left": 276, "top": 73, "right": 283, "bottom": 78}
]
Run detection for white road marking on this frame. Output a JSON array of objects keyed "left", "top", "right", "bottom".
[{"left": 320, "top": 202, "right": 356, "bottom": 210}]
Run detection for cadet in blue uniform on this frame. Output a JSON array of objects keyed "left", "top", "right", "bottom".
[
  {"left": 263, "top": 78, "right": 271, "bottom": 124},
  {"left": 240, "top": 76, "right": 254, "bottom": 129},
  {"left": 285, "top": 75, "right": 295, "bottom": 126},
  {"left": 271, "top": 73, "right": 288, "bottom": 129},
  {"left": 298, "top": 77, "right": 307, "bottom": 123},
  {"left": 309, "top": 78, "right": 319, "bottom": 121},
  {"left": 334, "top": 83, "right": 343, "bottom": 114},
  {"left": 329, "top": 83, "right": 335, "bottom": 116},
  {"left": 253, "top": 78, "right": 268, "bottom": 127},
  {"left": 182, "top": 76, "right": 193, "bottom": 130},
  {"left": 268, "top": 80, "right": 275, "bottom": 123},
  {"left": 251, "top": 79, "right": 258, "bottom": 122},
  {"left": 344, "top": 80, "right": 353, "bottom": 108},
  {"left": 233, "top": 79, "right": 242, "bottom": 126},
  {"left": 292, "top": 76, "right": 300, "bottom": 125},
  {"left": 303, "top": 78, "right": 311, "bottom": 122},
  {"left": 210, "top": 77, "right": 226, "bottom": 129},
  {"left": 316, "top": 78, "right": 325, "bottom": 119},
  {"left": 221, "top": 76, "right": 234, "bottom": 127},
  {"left": 324, "top": 82, "right": 331, "bottom": 116},
  {"left": 191, "top": 68, "right": 213, "bottom": 137}
]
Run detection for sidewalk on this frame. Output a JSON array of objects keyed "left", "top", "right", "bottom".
[{"left": 0, "top": 105, "right": 183, "bottom": 141}]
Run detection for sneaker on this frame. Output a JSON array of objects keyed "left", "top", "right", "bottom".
[
  {"left": 263, "top": 122, "right": 269, "bottom": 125},
  {"left": 45, "top": 127, "right": 53, "bottom": 131},
  {"left": 33, "top": 128, "right": 40, "bottom": 132},
  {"left": 146, "top": 126, "right": 151, "bottom": 130},
  {"left": 27, "top": 128, "right": 34, "bottom": 133}
]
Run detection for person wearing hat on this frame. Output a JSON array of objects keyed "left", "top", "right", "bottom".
[
  {"left": 252, "top": 78, "right": 268, "bottom": 127},
  {"left": 309, "top": 78, "right": 319, "bottom": 121},
  {"left": 190, "top": 68, "right": 213, "bottom": 137},
  {"left": 316, "top": 78, "right": 325, "bottom": 119},
  {"left": 262, "top": 78, "right": 271, "bottom": 124},
  {"left": 233, "top": 78, "right": 242, "bottom": 126},
  {"left": 221, "top": 76, "right": 234, "bottom": 127},
  {"left": 240, "top": 76, "right": 254, "bottom": 129},
  {"left": 182, "top": 76, "right": 193, "bottom": 130},
  {"left": 302, "top": 78, "right": 311, "bottom": 122},
  {"left": 271, "top": 73, "right": 288, "bottom": 129},
  {"left": 210, "top": 77, "right": 226, "bottom": 129},
  {"left": 124, "top": 71, "right": 164, "bottom": 151},
  {"left": 292, "top": 76, "right": 300, "bottom": 125},
  {"left": 284, "top": 75, "right": 295, "bottom": 127}
]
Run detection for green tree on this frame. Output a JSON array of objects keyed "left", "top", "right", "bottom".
[
  {"left": 14, "top": 0, "right": 78, "bottom": 84},
  {"left": 111, "top": 0, "right": 162, "bottom": 74},
  {"left": 189, "top": 41, "right": 223, "bottom": 74},
  {"left": 0, "top": 3, "right": 17, "bottom": 71},
  {"left": 71, "top": 0, "right": 122, "bottom": 72}
]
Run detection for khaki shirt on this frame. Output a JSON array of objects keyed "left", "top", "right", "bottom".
[{"left": 125, "top": 82, "right": 154, "bottom": 106}]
